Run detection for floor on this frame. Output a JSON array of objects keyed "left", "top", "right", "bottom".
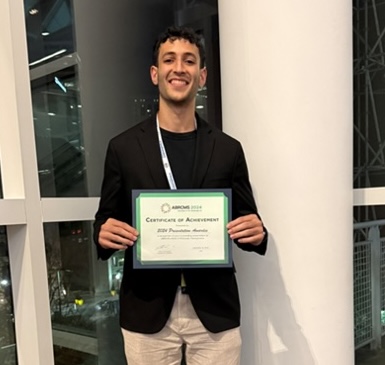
[
  {"left": 356, "top": 352, "right": 385, "bottom": 365},
  {"left": 355, "top": 340, "right": 385, "bottom": 365},
  {"left": 54, "top": 346, "right": 97, "bottom": 365}
]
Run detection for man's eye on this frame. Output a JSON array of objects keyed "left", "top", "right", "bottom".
[
  {"left": 185, "top": 59, "right": 196, "bottom": 65},
  {"left": 164, "top": 59, "right": 173, "bottom": 64}
]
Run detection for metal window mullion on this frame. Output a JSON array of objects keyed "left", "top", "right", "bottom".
[
  {"left": 41, "top": 197, "right": 99, "bottom": 222},
  {"left": 1, "top": 0, "right": 55, "bottom": 364},
  {"left": 0, "top": 200, "right": 26, "bottom": 225},
  {"left": 354, "top": 187, "right": 385, "bottom": 206},
  {"left": 369, "top": 226, "right": 382, "bottom": 350}
]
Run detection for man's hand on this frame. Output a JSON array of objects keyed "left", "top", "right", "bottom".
[
  {"left": 227, "top": 214, "right": 265, "bottom": 246},
  {"left": 99, "top": 218, "right": 138, "bottom": 250}
]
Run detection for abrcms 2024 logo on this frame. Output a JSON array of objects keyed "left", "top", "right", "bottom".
[{"left": 161, "top": 203, "right": 202, "bottom": 213}]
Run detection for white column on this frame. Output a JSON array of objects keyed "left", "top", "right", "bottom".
[{"left": 218, "top": 1, "right": 354, "bottom": 364}]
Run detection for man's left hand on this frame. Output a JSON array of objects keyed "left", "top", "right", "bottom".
[{"left": 227, "top": 214, "right": 265, "bottom": 246}]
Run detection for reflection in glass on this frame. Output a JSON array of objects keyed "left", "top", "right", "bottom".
[
  {"left": 25, "top": 0, "right": 75, "bottom": 67},
  {"left": 354, "top": 1, "right": 385, "bottom": 188},
  {"left": 26, "top": 0, "right": 221, "bottom": 198},
  {"left": 44, "top": 221, "right": 125, "bottom": 365},
  {"left": 0, "top": 227, "right": 18, "bottom": 365},
  {"left": 354, "top": 206, "right": 385, "bottom": 364},
  {"left": 31, "top": 66, "right": 87, "bottom": 197}
]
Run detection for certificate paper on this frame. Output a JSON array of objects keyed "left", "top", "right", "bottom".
[{"left": 132, "top": 189, "right": 232, "bottom": 269}]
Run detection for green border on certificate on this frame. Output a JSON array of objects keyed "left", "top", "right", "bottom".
[{"left": 132, "top": 189, "right": 232, "bottom": 269}]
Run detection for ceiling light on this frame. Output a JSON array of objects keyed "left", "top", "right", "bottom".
[
  {"left": 55, "top": 77, "right": 67, "bottom": 93},
  {"left": 29, "top": 49, "right": 67, "bottom": 67}
]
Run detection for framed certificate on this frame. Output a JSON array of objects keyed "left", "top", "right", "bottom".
[{"left": 132, "top": 189, "right": 232, "bottom": 269}]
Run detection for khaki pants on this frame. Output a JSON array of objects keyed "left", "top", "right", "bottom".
[{"left": 121, "top": 288, "right": 242, "bottom": 365}]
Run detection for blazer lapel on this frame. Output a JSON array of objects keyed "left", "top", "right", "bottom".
[
  {"left": 137, "top": 117, "right": 169, "bottom": 189},
  {"left": 192, "top": 116, "right": 215, "bottom": 188}
]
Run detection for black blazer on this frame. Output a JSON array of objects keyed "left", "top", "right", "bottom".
[{"left": 94, "top": 115, "right": 267, "bottom": 334}]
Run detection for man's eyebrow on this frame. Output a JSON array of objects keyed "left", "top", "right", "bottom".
[
  {"left": 183, "top": 52, "right": 198, "bottom": 59},
  {"left": 161, "top": 52, "right": 176, "bottom": 58},
  {"left": 161, "top": 52, "right": 197, "bottom": 59}
]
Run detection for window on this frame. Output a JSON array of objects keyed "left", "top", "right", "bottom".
[
  {"left": 354, "top": 0, "right": 385, "bottom": 189},
  {"left": 44, "top": 221, "right": 124, "bottom": 364},
  {"left": 31, "top": 66, "right": 87, "bottom": 197},
  {"left": 353, "top": 1, "right": 385, "bottom": 363},
  {"left": 28, "top": 0, "right": 221, "bottom": 198},
  {"left": 0, "top": 227, "right": 18, "bottom": 365},
  {"left": 23, "top": 1, "right": 221, "bottom": 363}
]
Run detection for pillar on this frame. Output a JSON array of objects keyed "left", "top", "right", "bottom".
[{"left": 218, "top": 1, "right": 354, "bottom": 364}]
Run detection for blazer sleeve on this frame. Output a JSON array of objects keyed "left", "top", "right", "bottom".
[
  {"left": 231, "top": 143, "right": 268, "bottom": 255},
  {"left": 93, "top": 140, "right": 123, "bottom": 260}
]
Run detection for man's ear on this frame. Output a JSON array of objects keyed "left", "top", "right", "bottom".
[
  {"left": 199, "top": 67, "right": 207, "bottom": 88},
  {"left": 150, "top": 66, "right": 158, "bottom": 85}
]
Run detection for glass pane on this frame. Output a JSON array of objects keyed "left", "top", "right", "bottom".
[
  {"left": 25, "top": 0, "right": 75, "bottom": 67},
  {"left": 26, "top": 0, "right": 221, "bottom": 198},
  {"left": 31, "top": 66, "right": 87, "bottom": 197},
  {"left": 354, "top": 1, "right": 385, "bottom": 188},
  {"left": 0, "top": 226, "right": 18, "bottom": 365},
  {"left": 44, "top": 221, "right": 125, "bottom": 364},
  {"left": 354, "top": 206, "right": 385, "bottom": 364}
]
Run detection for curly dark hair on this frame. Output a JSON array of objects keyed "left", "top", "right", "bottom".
[{"left": 152, "top": 26, "right": 206, "bottom": 68}]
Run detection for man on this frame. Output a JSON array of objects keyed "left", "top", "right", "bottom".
[{"left": 94, "top": 26, "right": 268, "bottom": 365}]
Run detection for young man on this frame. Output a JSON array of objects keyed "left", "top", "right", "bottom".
[{"left": 94, "top": 26, "right": 268, "bottom": 365}]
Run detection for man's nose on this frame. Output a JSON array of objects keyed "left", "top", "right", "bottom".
[{"left": 174, "top": 59, "right": 185, "bottom": 73}]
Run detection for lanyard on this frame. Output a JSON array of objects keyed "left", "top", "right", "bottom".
[
  {"left": 156, "top": 116, "right": 177, "bottom": 190},
  {"left": 156, "top": 115, "right": 197, "bottom": 190}
]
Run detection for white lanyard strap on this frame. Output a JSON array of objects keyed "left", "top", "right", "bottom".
[{"left": 156, "top": 116, "right": 177, "bottom": 190}]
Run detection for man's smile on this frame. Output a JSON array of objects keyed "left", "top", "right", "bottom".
[{"left": 169, "top": 78, "right": 189, "bottom": 86}]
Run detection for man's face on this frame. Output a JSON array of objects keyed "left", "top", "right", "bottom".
[{"left": 150, "top": 38, "right": 207, "bottom": 106}]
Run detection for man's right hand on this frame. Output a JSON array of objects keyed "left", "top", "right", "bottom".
[{"left": 98, "top": 218, "right": 139, "bottom": 250}]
